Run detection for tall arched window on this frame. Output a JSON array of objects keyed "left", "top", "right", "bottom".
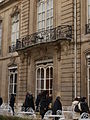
[
  {"left": 8, "top": 65, "right": 17, "bottom": 101},
  {"left": 88, "top": 0, "right": 90, "bottom": 23},
  {"left": 36, "top": 61, "right": 53, "bottom": 96},
  {"left": 87, "top": 55, "right": 90, "bottom": 106},
  {"left": 0, "top": 20, "right": 2, "bottom": 54}
]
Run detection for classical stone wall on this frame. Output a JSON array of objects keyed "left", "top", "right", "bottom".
[
  {"left": 18, "top": 55, "right": 28, "bottom": 102},
  {"left": 0, "top": 0, "right": 21, "bottom": 102},
  {"left": 21, "top": 0, "right": 30, "bottom": 37},
  {"left": 0, "top": 0, "right": 83, "bottom": 108}
]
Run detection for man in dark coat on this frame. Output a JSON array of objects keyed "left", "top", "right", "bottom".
[
  {"left": 40, "top": 91, "right": 48, "bottom": 119},
  {"left": 25, "top": 92, "right": 35, "bottom": 111},
  {"left": 0, "top": 97, "right": 3, "bottom": 106},
  {"left": 9, "top": 94, "right": 15, "bottom": 115},
  {"left": 52, "top": 96, "right": 62, "bottom": 120},
  {"left": 35, "top": 93, "right": 41, "bottom": 112},
  {"left": 80, "top": 97, "right": 89, "bottom": 115}
]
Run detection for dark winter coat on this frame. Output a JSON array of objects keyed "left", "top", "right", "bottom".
[
  {"left": 0, "top": 97, "right": 3, "bottom": 106},
  {"left": 52, "top": 98, "right": 62, "bottom": 115},
  {"left": 35, "top": 94, "right": 41, "bottom": 107},
  {"left": 40, "top": 96, "right": 48, "bottom": 118},
  {"left": 10, "top": 94, "right": 15, "bottom": 107},
  {"left": 25, "top": 94, "right": 35, "bottom": 110},
  {"left": 80, "top": 101, "right": 89, "bottom": 114}
]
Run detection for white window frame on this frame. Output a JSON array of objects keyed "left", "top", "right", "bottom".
[
  {"left": 0, "top": 20, "right": 2, "bottom": 54},
  {"left": 87, "top": 0, "right": 90, "bottom": 23},
  {"left": 36, "top": 60, "right": 53, "bottom": 97},
  {"left": 37, "top": 0, "right": 53, "bottom": 32},
  {"left": 11, "top": 13, "right": 19, "bottom": 45},
  {"left": 8, "top": 66, "right": 17, "bottom": 102},
  {"left": 87, "top": 55, "right": 90, "bottom": 106}
]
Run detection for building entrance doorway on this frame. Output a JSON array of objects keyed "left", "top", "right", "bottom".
[{"left": 36, "top": 60, "right": 53, "bottom": 96}]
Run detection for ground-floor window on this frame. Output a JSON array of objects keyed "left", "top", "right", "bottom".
[
  {"left": 36, "top": 60, "right": 53, "bottom": 96},
  {"left": 87, "top": 56, "right": 90, "bottom": 106},
  {"left": 8, "top": 66, "right": 17, "bottom": 100}
]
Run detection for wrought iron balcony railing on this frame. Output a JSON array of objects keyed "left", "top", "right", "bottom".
[
  {"left": 86, "top": 23, "right": 90, "bottom": 34},
  {"left": 9, "top": 25, "right": 72, "bottom": 52}
]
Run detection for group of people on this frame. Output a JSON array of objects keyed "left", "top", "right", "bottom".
[
  {"left": 72, "top": 96, "right": 90, "bottom": 120},
  {"left": 22, "top": 90, "right": 62, "bottom": 120},
  {"left": 0, "top": 92, "right": 90, "bottom": 120},
  {"left": 35, "top": 91, "right": 62, "bottom": 120}
]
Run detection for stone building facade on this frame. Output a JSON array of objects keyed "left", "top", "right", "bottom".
[{"left": 0, "top": 0, "right": 90, "bottom": 109}]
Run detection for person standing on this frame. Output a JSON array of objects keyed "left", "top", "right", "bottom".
[
  {"left": 52, "top": 96, "right": 62, "bottom": 120},
  {"left": 40, "top": 91, "right": 48, "bottom": 119},
  {"left": 24, "top": 92, "right": 35, "bottom": 111},
  {"left": 0, "top": 97, "right": 3, "bottom": 106},
  {"left": 35, "top": 93, "right": 41, "bottom": 112},
  {"left": 80, "top": 97, "right": 89, "bottom": 115},
  {"left": 72, "top": 97, "right": 80, "bottom": 120},
  {"left": 9, "top": 94, "right": 15, "bottom": 115}
]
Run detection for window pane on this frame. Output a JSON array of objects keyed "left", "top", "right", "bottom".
[
  {"left": 42, "top": 2, "right": 45, "bottom": 12},
  {"left": 0, "top": 21, "right": 2, "bottom": 52},
  {"left": 89, "top": 81, "right": 90, "bottom": 93},
  {"left": 42, "top": 20, "right": 45, "bottom": 28},
  {"left": 15, "top": 74, "right": 17, "bottom": 83},
  {"left": 11, "top": 13, "right": 19, "bottom": 45},
  {"left": 9, "top": 68, "right": 17, "bottom": 98},
  {"left": 50, "top": 67, "right": 53, "bottom": 78},
  {"left": 37, "top": 68, "right": 40, "bottom": 78},
  {"left": 46, "top": 68, "right": 49, "bottom": 78},
  {"left": 9, "top": 85, "right": 13, "bottom": 93},
  {"left": 41, "top": 68, "right": 44, "bottom": 78},
  {"left": 37, "top": 80, "right": 40, "bottom": 89},
  {"left": 50, "top": 79, "right": 52, "bottom": 88},
  {"left": 16, "top": 32, "right": 19, "bottom": 40},
  {"left": 37, "top": 0, "right": 53, "bottom": 31},
  {"left": 46, "top": 79, "right": 49, "bottom": 89},
  {"left": 38, "top": 13, "right": 42, "bottom": 21},
  {"left": 41, "top": 80, "right": 44, "bottom": 89},
  {"left": 10, "top": 74, "right": 13, "bottom": 83},
  {"left": 88, "top": 6, "right": 90, "bottom": 18},
  {"left": 88, "top": 0, "right": 90, "bottom": 5},
  {"left": 42, "top": 12, "right": 45, "bottom": 20},
  {"left": 14, "top": 84, "right": 17, "bottom": 94}
]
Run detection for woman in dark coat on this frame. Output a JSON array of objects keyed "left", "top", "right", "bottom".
[
  {"left": 9, "top": 94, "right": 15, "bottom": 115},
  {"left": 52, "top": 96, "right": 62, "bottom": 120}
]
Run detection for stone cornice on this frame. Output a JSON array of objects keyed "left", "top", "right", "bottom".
[{"left": 0, "top": 0, "right": 20, "bottom": 8}]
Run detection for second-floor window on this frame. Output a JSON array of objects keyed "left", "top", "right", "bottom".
[
  {"left": 37, "top": 0, "right": 53, "bottom": 32},
  {"left": 88, "top": 0, "right": 90, "bottom": 23},
  {"left": 11, "top": 13, "right": 19, "bottom": 45},
  {"left": 0, "top": 21, "right": 2, "bottom": 54}
]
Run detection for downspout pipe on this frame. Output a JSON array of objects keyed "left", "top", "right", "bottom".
[{"left": 74, "top": 0, "right": 77, "bottom": 98}]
